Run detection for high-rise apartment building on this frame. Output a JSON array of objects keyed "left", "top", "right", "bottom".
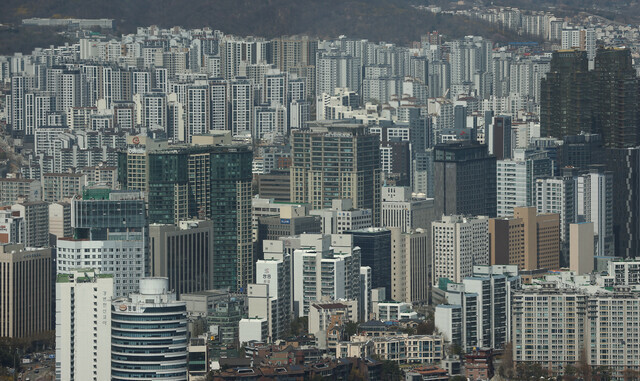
[
  {"left": 291, "top": 121, "right": 381, "bottom": 224},
  {"left": 55, "top": 270, "right": 113, "bottom": 381},
  {"left": 436, "top": 265, "right": 520, "bottom": 350},
  {"left": 291, "top": 234, "right": 361, "bottom": 317},
  {"left": 249, "top": 247, "right": 291, "bottom": 341},
  {"left": 433, "top": 141, "right": 496, "bottom": 218},
  {"left": 42, "top": 173, "right": 86, "bottom": 203},
  {"left": 535, "top": 168, "right": 578, "bottom": 266},
  {"left": 432, "top": 215, "right": 490, "bottom": 284},
  {"left": 11, "top": 201, "right": 49, "bottom": 248},
  {"left": 489, "top": 207, "right": 560, "bottom": 271},
  {"left": 0, "top": 244, "right": 52, "bottom": 338},
  {"left": 579, "top": 165, "right": 614, "bottom": 257},
  {"left": 496, "top": 148, "right": 553, "bottom": 217},
  {"left": 0, "top": 178, "right": 41, "bottom": 206}
]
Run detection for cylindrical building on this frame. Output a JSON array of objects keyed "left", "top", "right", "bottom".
[{"left": 111, "top": 277, "right": 188, "bottom": 380}]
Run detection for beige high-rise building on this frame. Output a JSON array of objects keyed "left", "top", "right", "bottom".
[
  {"left": 391, "top": 228, "right": 430, "bottom": 304},
  {"left": 489, "top": 206, "right": 560, "bottom": 271},
  {"left": 49, "top": 202, "right": 71, "bottom": 239},
  {"left": 432, "top": 215, "right": 490, "bottom": 285},
  {"left": 570, "top": 222, "right": 594, "bottom": 275},
  {"left": 0, "top": 244, "right": 52, "bottom": 338}
]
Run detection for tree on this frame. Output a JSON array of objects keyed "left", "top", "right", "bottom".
[
  {"left": 498, "top": 342, "right": 516, "bottom": 379},
  {"left": 447, "top": 342, "right": 464, "bottom": 359},
  {"left": 450, "top": 376, "right": 467, "bottom": 381},
  {"left": 285, "top": 316, "right": 308, "bottom": 337},
  {"left": 563, "top": 364, "right": 578, "bottom": 381},
  {"left": 348, "top": 366, "right": 366, "bottom": 381},
  {"left": 380, "top": 360, "right": 403, "bottom": 381},
  {"left": 593, "top": 365, "right": 613, "bottom": 381},
  {"left": 515, "top": 362, "right": 546, "bottom": 380},
  {"left": 416, "top": 320, "right": 434, "bottom": 335},
  {"left": 344, "top": 322, "right": 359, "bottom": 338},
  {"left": 576, "top": 347, "right": 592, "bottom": 381},
  {"left": 623, "top": 367, "right": 639, "bottom": 381}
]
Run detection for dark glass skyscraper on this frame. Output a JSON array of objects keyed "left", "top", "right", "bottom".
[
  {"left": 433, "top": 141, "right": 497, "bottom": 218},
  {"left": 540, "top": 50, "right": 593, "bottom": 139},
  {"left": 593, "top": 48, "right": 640, "bottom": 148},
  {"left": 119, "top": 144, "right": 253, "bottom": 292},
  {"left": 349, "top": 228, "right": 392, "bottom": 300}
]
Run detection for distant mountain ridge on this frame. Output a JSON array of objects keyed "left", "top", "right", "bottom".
[{"left": 1, "top": 0, "right": 527, "bottom": 44}]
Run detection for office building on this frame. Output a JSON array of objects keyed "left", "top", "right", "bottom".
[
  {"left": 0, "top": 244, "right": 52, "bottom": 338},
  {"left": 149, "top": 220, "right": 215, "bottom": 297},
  {"left": 349, "top": 228, "right": 392, "bottom": 300},
  {"left": 256, "top": 170, "right": 291, "bottom": 202},
  {"left": 55, "top": 270, "right": 113, "bottom": 381},
  {"left": 206, "top": 296, "right": 244, "bottom": 346},
  {"left": 490, "top": 207, "right": 560, "bottom": 271},
  {"left": 381, "top": 186, "right": 436, "bottom": 233},
  {"left": 64, "top": 189, "right": 146, "bottom": 296},
  {"left": 432, "top": 215, "right": 489, "bottom": 284},
  {"left": 390, "top": 228, "right": 430, "bottom": 304},
  {"left": 433, "top": 141, "right": 496, "bottom": 218},
  {"left": 238, "top": 318, "right": 269, "bottom": 344},
  {"left": 310, "top": 199, "right": 373, "bottom": 235},
  {"left": 120, "top": 142, "right": 253, "bottom": 291},
  {"left": 606, "top": 147, "right": 640, "bottom": 257},
  {"left": 556, "top": 133, "right": 604, "bottom": 170},
  {"left": 111, "top": 278, "right": 188, "bottom": 381},
  {"left": 486, "top": 115, "right": 512, "bottom": 160},
  {"left": 291, "top": 121, "right": 381, "bottom": 224}
]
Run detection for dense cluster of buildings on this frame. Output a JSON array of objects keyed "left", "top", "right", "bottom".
[{"left": 1, "top": 9, "right": 640, "bottom": 380}]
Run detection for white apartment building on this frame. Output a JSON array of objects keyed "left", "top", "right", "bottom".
[
  {"left": 432, "top": 215, "right": 489, "bottom": 284},
  {"left": 291, "top": 234, "right": 361, "bottom": 317},
  {"left": 512, "top": 281, "right": 640, "bottom": 376},
  {"left": 55, "top": 270, "right": 113, "bottom": 381},
  {"left": 497, "top": 149, "right": 553, "bottom": 217},
  {"left": 57, "top": 236, "right": 144, "bottom": 297},
  {"left": 248, "top": 250, "right": 291, "bottom": 341}
]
